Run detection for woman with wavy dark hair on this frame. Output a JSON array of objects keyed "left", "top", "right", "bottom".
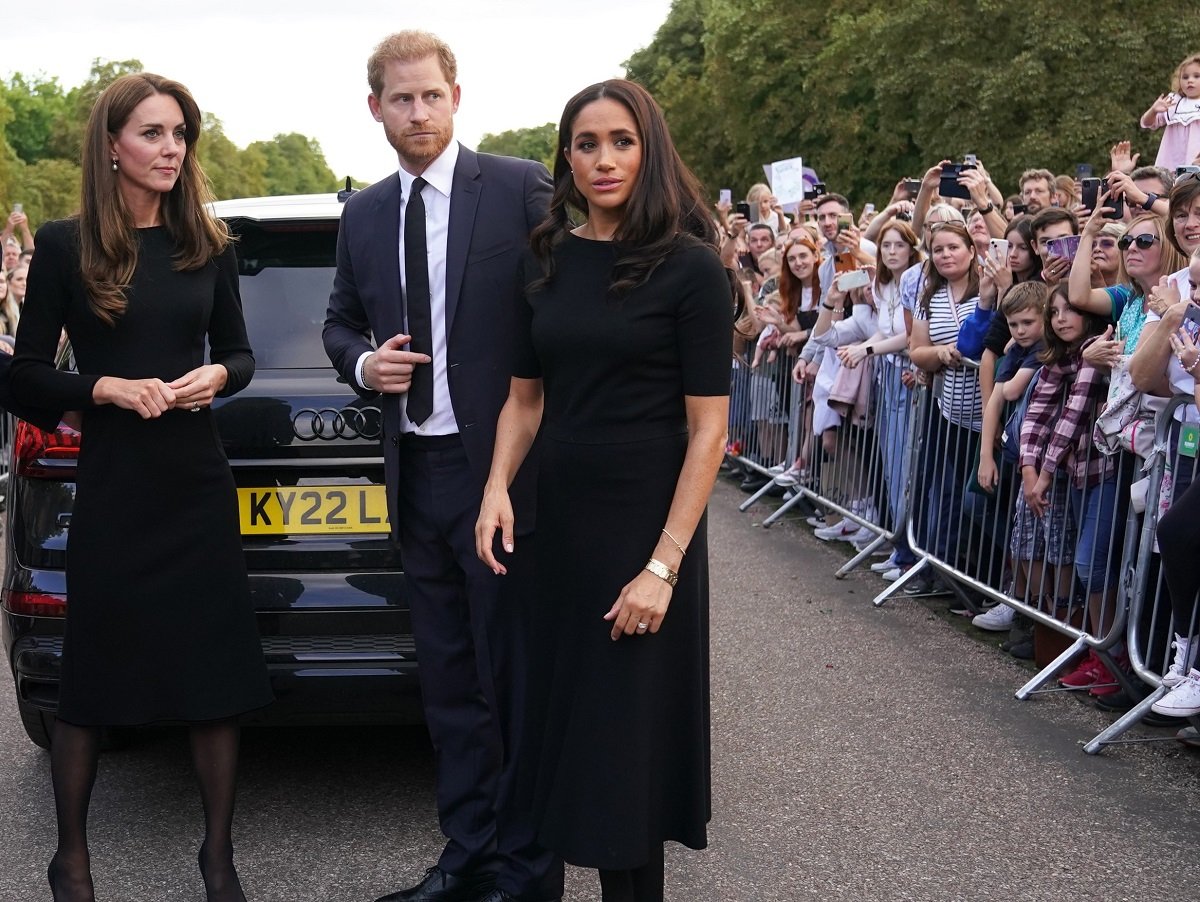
[
  {"left": 11, "top": 72, "right": 270, "bottom": 901},
  {"left": 475, "top": 78, "right": 733, "bottom": 901}
]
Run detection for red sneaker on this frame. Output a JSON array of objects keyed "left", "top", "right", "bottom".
[
  {"left": 1059, "top": 650, "right": 1104, "bottom": 689},
  {"left": 1088, "top": 653, "right": 1129, "bottom": 697}
]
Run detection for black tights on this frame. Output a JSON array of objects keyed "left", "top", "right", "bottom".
[
  {"left": 47, "top": 718, "right": 246, "bottom": 902},
  {"left": 598, "top": 844, "right": 665, "bottom": 902}
]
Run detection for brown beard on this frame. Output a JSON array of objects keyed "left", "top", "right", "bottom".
[{"left": 383, "top": 120, "right": 453, "bottom": 171}]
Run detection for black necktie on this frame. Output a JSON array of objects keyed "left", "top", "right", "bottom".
[{"left": 404, "top": 177, "right": 433, "bottom": 425}]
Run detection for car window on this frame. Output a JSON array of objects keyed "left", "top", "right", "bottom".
[{"left": 229, "top": 219, "right": 338, "bottom": 369}]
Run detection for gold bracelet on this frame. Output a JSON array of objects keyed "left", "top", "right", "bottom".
[
  {"left": 643, "top": 558, "right": 679, "bottom": 588},
  {"left": 661, "top": 528, "right": 686, "bottom": 557}
]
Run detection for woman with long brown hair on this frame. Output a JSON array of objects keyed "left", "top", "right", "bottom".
[
  {"left": 475, "top": 78, "right": 733, "bottom": 901},
  {"left": 11, "top": 72, "right": 271, "bottom": 902}
]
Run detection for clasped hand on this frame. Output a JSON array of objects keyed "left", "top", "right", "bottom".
[
  {"left": 364, "top": 333, "right": 432, "bottom": 393},
  {"left": 98, "top": 364, "right": 228, "bottom": 419}
]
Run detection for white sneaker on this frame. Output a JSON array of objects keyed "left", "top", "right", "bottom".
[
  {"left": 1151, "top": 670, "right": 1200, "bottom": 717},
  {"left": 972, "top": 604, "right": 1015, "bottom": 632},
  {"left": 843, "top": 525, "right": 875, "bottom": 545},
  {"left": 1163, "top": 635, "right": 1196, "bottom": 688},
  {"left": 814, "top": 519, "right": 856, "bottom": 541},
  {"left": 881, "top": 567, "right": 902, "bottom": 581},
  {"left": 805, "top": 515, "right": 827, "bottom": 528},
  {"left": 870, "top": 554, "right": 899, "bottom": 573}
]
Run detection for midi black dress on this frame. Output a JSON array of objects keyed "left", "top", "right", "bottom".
[
  {"left": 514, "top": 234, "right": 732, "bottom": 869},
  {"left": 11, "top": 220, "right": 272, "bottom": 726}
]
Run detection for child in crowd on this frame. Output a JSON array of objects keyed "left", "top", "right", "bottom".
[
  {"left": 973, "top": 283, "right": 1073, "bottom": 637},
  {"left": 1141, "top": 52, "right": 1200, "bottom": 171},
  {"left": 1019, "top": 284, "right": 1125, "bottom": 692}
]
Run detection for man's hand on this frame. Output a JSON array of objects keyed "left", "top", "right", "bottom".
[{"left": 363, "top": 333, "right": 432, "bottom": 393}]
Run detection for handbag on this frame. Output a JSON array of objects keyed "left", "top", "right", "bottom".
[{"left": 1092, "top": 354, "right": 1166, "bottom": 457}]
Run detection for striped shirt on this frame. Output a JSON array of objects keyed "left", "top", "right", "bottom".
[{"left": 914, "top": 284, "right": 982, "bottom": 430}]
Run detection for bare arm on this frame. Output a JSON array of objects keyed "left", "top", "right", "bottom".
[
  {"left": 475, "top": 376, "right": 545, "bottom": 574},
  {"left": 1068, "top": 206, "right": 1117, "bottom": 316}
]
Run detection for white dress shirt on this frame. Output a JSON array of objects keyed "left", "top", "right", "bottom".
[{"left": 356, "top": 140, "right": 460, "bottom": 435}]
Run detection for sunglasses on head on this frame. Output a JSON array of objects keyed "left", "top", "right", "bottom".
[{"left": 1118, "top": 233, "right": 1159, "bottom": 251}]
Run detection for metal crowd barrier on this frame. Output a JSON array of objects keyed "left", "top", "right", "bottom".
[
  {"left": 1084, "top": 394, "right": 1200, "bottom": 754},
  {"left": 724, "top": 349, "right": 1196, "bottom": 753}
]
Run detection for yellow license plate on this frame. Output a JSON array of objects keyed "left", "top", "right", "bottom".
[{"left": 238, "top": 486, "right": 390, "bottom": 535}]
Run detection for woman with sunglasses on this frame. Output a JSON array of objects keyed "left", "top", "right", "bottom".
[
  {"left": 1128, "top": 171, "right": 1200, "bottom": 393},
  {"left": 1089, "top": 222, "right": 1127, "bottom": 289},
  {"left": 1068, "top": 203, "right": 1184, "bottom": 359}
]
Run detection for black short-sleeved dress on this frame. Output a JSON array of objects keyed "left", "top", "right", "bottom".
[
  {"left": 11, "top": 220, "right": 272, "bottom": 726},
  {"left": 514, "top": 234, "right": 733, "bottom": 869}
]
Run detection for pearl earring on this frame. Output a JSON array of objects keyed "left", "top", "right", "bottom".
[{"left": 111, "top": 158, "right": 119, "bottom": 171}]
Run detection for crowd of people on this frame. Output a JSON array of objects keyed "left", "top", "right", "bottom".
[
  {"left": 0, "top": 208, "right": 35, "bottom": 341},
  {"left": 722, "top": 51, "right": 1200, "bottom": 732}
]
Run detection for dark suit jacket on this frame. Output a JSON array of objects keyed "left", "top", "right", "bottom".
[{"left": 323, "top": 145, "right": 552, "bottom": 539}]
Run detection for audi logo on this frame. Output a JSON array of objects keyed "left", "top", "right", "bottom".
[{"left": 292, "top": 406, "right": 383, "bottom": 441}]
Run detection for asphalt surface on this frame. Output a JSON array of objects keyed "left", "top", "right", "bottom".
[{"left": 2, "top": 478, "right": 1199, "bottom": 901}]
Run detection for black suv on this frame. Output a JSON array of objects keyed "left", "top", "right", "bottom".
[{"left": 2, "top": 193, "right": 420, "bottom": 749}]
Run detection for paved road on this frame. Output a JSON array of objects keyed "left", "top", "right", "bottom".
[{"left": 2, "top": 479, "right": 1199, "bottom": 901}]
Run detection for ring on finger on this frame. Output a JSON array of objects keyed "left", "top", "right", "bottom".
[{"left": 636, "top": 621, "right": 649, "bottom": 633}]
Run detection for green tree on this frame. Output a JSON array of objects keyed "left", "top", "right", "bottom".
[
  {"left": 19, "top": 158, "right": 81, "bottom": 221},
  {"left": 247, "top": 132, "right": 337, "bottom": 195},
  {"left": 477, "top": 123, "right": 559, "bottom": 170},
  {"left": 624, "top": 0, "right": 1200, "bottom": 204},
  {"left": 1, "top": 74, "right": 69, "bottom": 165},
  {"left": 200, "top": 114, "right": 267, "bottom": 200}
]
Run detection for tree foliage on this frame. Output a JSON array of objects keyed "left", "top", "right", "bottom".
[
  {"left": 0, "top": 59, "right": 343, "bottom": 224},
  {"left": 619, "top": 0, "right": 1200, "bottom": 205},
  {"left": 477, "top": 123, "right": 559, "bottom": 171}
]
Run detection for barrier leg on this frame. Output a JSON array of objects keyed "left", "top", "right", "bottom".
[
  {"left": 1083, "top": 689, "right": 1171, "bottom": 755},
  {"left": 873, "top": 558, "right": 928, "bottom": 607},
  {"left": 1014, "top": 635, "right": 1088, "bottom": 700}
]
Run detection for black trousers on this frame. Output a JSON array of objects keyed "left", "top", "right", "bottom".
[{"left": 396, "top": 435, "right": 562, "bottom": 900}]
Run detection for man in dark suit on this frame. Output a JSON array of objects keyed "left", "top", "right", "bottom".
[{"left": 323, "top": 30, "right": 559, "bottom": 902}]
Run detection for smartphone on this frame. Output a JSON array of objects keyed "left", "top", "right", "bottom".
[
  {"left": 1045, "top": 234, "right": 1082, "bottom": 262},
  {"left": 1177, "top": 165, "right": 1200, "bottom": 177},
  {"left": 12, "top": 203, "right": 22, "bottom": 215},
  {"left": 719, "top": 188, "right": 732, "bottom": 206},
  {"left": 1011, "top": 203, "right": 1028, "bottom": 216},
  {"left": 1075, "top": 163, "right": 1093, "bottom": 179},
  {"left": 903, "top": 178, "right": 921, "bottom": 199},
  {"left": 834, "top": 251, "right": 857, "bottom": 274},
  {"left": 938, "top": 162, "right": 976, "bottom": 200},
  {"left": 735, "top": 201, "right": 751, "bottom": 220},
  {"left": 963, "top": 153, "right": 978, "bottom": 166},
  {"left": 863, "top": 202, "right": 876, "bottom": 217},
  {"left": 835, "top": 269, "right": 870, "bottom": 291},
  {"left": 1082, "top": 178, "right": 1124, "bottom": 219},
  {"left": 988, "top": 238, "right": 1009, "bottom": 264},
  {"left": 837, "top": 213, "right": 853, "bottom": 231},
  {"left": 1182, "top": 304, "right": 1200, "bottom": 343},
  {"left": 803, "top": 181, "right": 827, "bottom": 202}
]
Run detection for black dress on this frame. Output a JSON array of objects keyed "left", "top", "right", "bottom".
[
  {"left": 11, "top": 220, "right": 272, "bottom": 726},
  {"left": 514, "top": 234, "right": 733, "bottom": 869}
]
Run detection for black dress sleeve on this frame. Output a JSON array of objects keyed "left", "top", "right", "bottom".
[
  {"left": 676, "top": 246, "right": 734, "bottom": 397},
  {"left": 209, "top": 243, "right": 255, "bottom": 397},
  {"left": 11, "top": 220, "right": 101, "bottom": 411},
  {"left": 512, "top": 252, "right": 541, "bottom": 380}
]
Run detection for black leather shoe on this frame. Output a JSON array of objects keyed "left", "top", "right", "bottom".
[
  {"left": 375, "top": 866, "right": 496, "bottom": 902},
  {"left": 476, "top": 892, "right": 517, "bottom": 902}
]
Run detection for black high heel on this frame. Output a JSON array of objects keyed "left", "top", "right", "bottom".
[
  {"left": 47, "top": 854, "right": 96, "bottom": 902},
  {"left": 198, "top": 843, "right": 247, "bottom": 902}
]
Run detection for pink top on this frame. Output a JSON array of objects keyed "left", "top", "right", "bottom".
[{"left": 1147, "top": 95, "right": 1200, "bottom": 170}]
